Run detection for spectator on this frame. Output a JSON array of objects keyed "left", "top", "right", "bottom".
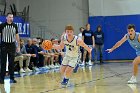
[
  {"left": 82, "top": 24, "right": 95, "bottom": 66},
  {"left": 78, "top": 27, "right": 85, "bottom": 63},
  {"left": 32, "top": 38, "right": 40, "bottom": 69},
  {"left": 25, "top": 38, "right": 38, "bottom": 71},
  {"left": 50, "top": 38, "right": 60, "bottom": 68},
  {"left": 14, "top": 39, "right": 32, "bottom": 73},
  {"left": 44, "top": 50, "right": 51, "bottom": 69},
  {"left": 94, "top": 25, "right": 104, "bottom": 64},
  {"left": 38, "top": 42, "right": 45, "bottom": 67}
]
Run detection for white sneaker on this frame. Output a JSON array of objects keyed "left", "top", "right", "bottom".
[
  {"left": 25, "top": 68, "right": 32, "bottom": 72},
  {"left": 127, "top": 84, "right": 137, "bottom": 92},
  {"left": 48, "top": 65, "right": 51, "bottom": 69},
  {"left": 58, "top": 64, "right": 60, "bottom": 67},
  {"left": 88, "top": 60, "right": 92, "bottom": 66},
  {"left": 45, "top": 66, "right": 50, "bottom": 69},
  {"left": 81, "top": 62, "right": 85, "bottom": 66},
  {"left": 128, "top": 76, "right": 137, "bottom": 84},
  {"left": 20, "top": 68, "right": 26, "bottom": 73},
  {"left": 55, "top": 64, "right": 59, "bottom": 68},
  {"left": 50, "top": 65, "right": 55, "bottom": 69},
  {"left": 33, "top": 67, "right": 39, "bottom": 71}
]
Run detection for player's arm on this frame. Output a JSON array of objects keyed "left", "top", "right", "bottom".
[
  {"left": 53, "top": 32, "right": 66, "bottom": 50},
  {"left": 92, "top": 35, "right": 95, "bottom": 48},
  {"left": 15, "top": 24, "right": 20, "bottom": 53},
  {"left": 77, "top": 38, "right": 92, "bottom": 53},
  {"left": 52, "top": 39, "right": 65, "bottom": 50},
  {"left": 106, "top": 34, "right": 127, "bottom": 53},
  {"left": 52, "top": 32, "right": 65, "bottom": 50},
  {"left": 138, "top": 34, "right": 140, "bottom": 42}
]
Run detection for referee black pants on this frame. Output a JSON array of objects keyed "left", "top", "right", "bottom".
[{"left": 0, "top": 43, "right": 16, "bottom": 80}]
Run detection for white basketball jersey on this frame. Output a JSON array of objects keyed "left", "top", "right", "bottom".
[{"left": 63, "top": 35, "right": 79, "bottom": 57}]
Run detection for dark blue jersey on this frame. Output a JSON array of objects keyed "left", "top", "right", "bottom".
[{"left": 82, "top": 30, "right": 94, "bottom": 45}]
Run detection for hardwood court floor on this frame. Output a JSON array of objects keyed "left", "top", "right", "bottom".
[{"left": 0, "top": 62, "right": 140, "bottom": 93}]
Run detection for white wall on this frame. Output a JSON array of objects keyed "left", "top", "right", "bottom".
[
  {"left": 17, "top": 0, "right": 89, "bottom": 39},
  {"left": 4, "top": 0, "right": 19, "bottom": 14},
  {"left": 0, "top": 0, "right": 4, "bottom": 9},
  {"left": 89, "top": 0, "right": 140, "bottom": 16}
]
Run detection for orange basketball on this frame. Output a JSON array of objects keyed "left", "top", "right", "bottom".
[{"left": 42, "top": 40, "right": 52, "bottom": 50}]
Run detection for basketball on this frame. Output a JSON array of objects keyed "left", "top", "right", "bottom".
[{"left": 42, "top": 40, "right": 52, "bottom": 50}]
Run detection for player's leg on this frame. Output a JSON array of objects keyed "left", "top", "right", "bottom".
[
  {"left": 65, "top": 66, "right": 74, "bottom": 78},
  {"left": 61, "top": 66, "right": 74, "bottom": 86},
  {"left": 128, "top": 56, "right": 140, "bottom": 83},
  {"left": 73, "top": 63, "right": 79, "bottom": 73},
  {"left": 60, "top": 57, "right": 70, "bottom": 86},
  {"left": 60, "top": 57, "right": 69, "bottom": 80},
  {"left": 60, "top": 65, "right": 67, "bottom": 78},
  {"left": 73, "top": 53, "right": 80, "bottom": 73},
  {"left": 61, "top": 57, "right": 77, "bottom": 86}
]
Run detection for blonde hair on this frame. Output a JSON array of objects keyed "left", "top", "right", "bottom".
[{"left": 65, "top": 25, "right": 74, "bottom": 31}]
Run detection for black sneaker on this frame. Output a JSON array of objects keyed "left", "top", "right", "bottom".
[{"left": 10, "top": 79, "right": 17, "bottom": 83}]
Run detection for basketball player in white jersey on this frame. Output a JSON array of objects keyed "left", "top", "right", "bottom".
[{"left": 52, "top": 25, "right": 92, "bottom": 86}]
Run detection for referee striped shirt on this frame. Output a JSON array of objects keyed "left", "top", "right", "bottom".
[{"left": 0, "top": 22, "right": 18, "bottom": 43}]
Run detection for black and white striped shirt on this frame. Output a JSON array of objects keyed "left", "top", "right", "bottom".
[{"left": 0, "top": 22, "right": 18, "bottom": 43}]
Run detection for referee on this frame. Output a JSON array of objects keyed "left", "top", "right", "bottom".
[{"left": 0, "top": 13, "right": 20, "bottom": 84}]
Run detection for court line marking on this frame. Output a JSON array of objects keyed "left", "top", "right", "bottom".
[{"left": 40, "top": 71, "right": 131, "bottom": 93}]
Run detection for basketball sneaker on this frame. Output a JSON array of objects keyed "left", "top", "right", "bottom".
[
  {"left": 50, "top": 64, "right": 55, "bottom": 69},
  {"left": 20, "top": 68, "right": 26, "bottom": 73},
  {"left": 81, "top": 61, "right": 85, "bottom": 66},
  {"left": 127, "top": 84, "right": 137, "bottom": 92},
  {"left": 33, "top": 67, "right": 39, "bottom": 71},
  {"left": 45, "top": 65, "right": 50, "bottom": 69},
  {"left": 25, "top": 68, "right": 32, "bottom": 72},
  {"left": 128, "top": 76, "right": 137, "bottom": 84},
  {"left": 88, "top": 60, "right": 92, "bottom": 66},
  {"left": 73, "top": 64, "right": 79, "bottom": 73},
  {"left": 61, "top": 78, "right": 69, "bottom": 87}
]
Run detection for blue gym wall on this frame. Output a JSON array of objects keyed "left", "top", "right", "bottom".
[
  {"left": 0, "top": 16, "right": 30, "bottom": 37},
  {"left": 89, "top": 15, "right": 140, "bottom": 60}
]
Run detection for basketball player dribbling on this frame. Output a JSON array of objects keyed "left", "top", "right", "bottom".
[
  {"left": 52, "top": 25, "right": 92, "bottom": 86},
  {"left": 106, "top": 24, "right": 140, "bottom": 84}
]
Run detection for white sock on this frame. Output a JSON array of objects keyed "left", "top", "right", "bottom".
[
  {"left": 132, "top": 75, "right": 136, "bottom": 79},
  {"left": 82, "top": 61, "right": 85, "bottom": 64}
]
